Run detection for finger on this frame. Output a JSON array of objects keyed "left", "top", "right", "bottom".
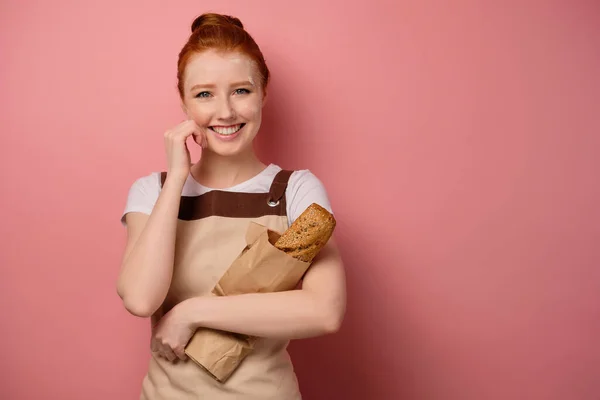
[
  {"left": 165, "top": 120, "right": 197, "bottom": 139},
  {"left": 153, "top": 339, "right": 167, "bottom": 358},
  {"left": 174, "top": 125, "right": 201, "bottom": 141},
  {"left": 194, "top": 123, "right": 208, "bottom": 148},
  {"left": 152, "top": 334, "right": 167, "bottom": 356},
  {"left": 174, "top": 346, "right": 187, "bottom": 361},
  {"left": 163, "top": 347, "right": 177, "bottom": 362},
  {"left": 193, "top": 129, "right": 208, "bottom": 149},
  {"left": 156, "top": 344, "right": 166, "bottom": 359},
  {"left": 158, "top": 339, "right": 177, "bottom": 362}
]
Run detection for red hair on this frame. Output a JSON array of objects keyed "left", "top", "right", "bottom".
[{"left": 177, "top": 13, "right": 270, "bottom": 99}]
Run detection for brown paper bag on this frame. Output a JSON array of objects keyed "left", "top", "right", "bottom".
[
  {"left": 183, "top": 327, "right": 254, "bottom": 382},
  {"left": 184, "top": 222, "right": 311, "bottom": 382}
]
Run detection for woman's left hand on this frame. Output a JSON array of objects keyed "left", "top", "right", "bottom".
[{"left": 151, "top": 303, "right": 195, "bottom": 362}]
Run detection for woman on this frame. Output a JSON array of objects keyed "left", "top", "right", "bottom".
[{"left": 117, "top": 12, "right": 346, "bottom": 399}]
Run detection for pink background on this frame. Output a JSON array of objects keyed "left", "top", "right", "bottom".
[{"left": 1, "top": 1, "right": 599, "bottom": 399}]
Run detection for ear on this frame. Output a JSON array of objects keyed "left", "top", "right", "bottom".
[{"left": 262, "top": 91, "right": 268, "bottom": 108}]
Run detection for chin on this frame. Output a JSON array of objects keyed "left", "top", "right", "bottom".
[{"left": 207, "top": 141, "right": 252, "bottom": 157}]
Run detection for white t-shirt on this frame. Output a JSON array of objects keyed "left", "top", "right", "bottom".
[{"left": 121, "top": 164, "right": 333, "bottom": 226}]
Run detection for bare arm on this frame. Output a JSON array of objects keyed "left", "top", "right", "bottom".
[
  {"left": 177, "top": 238, "right": 347, "bottom": 339},
  {"left": 117, "top": 120, "right": 208, "bottom": 317},
  {"left": 117, "top": 176, "right": 186, "bottom": 317}
]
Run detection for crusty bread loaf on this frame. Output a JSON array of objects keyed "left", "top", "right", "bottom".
[{"left": 274, "top": 203, "right": 336, "bottom": 262}]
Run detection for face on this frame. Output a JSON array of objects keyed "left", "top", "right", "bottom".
[{"left": 181, "top": 49, "right": 265, "bottom": 157}]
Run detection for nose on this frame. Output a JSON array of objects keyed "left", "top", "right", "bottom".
[{"left": 216, "top": 97, "right": 236, "bottom": 121}]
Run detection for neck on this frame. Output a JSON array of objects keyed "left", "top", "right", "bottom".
[{"left": 191, "top": 146, "right": 267, "bottom": 189}]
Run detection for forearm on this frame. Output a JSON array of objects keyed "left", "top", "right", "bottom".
[
  {"left": 180, "top": 290, "right": 341, "bottom": 340},
  {"left": 118, "top": 176, "right": 185, "bottom": 316}
]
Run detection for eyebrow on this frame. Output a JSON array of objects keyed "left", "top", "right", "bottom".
[{"left": 190, "top": 81, "right": 255, "bottom": 92}]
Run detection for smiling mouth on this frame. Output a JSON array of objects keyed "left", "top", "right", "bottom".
[{"left": 209, "top": 123, "right": 246, "bottom": 136}]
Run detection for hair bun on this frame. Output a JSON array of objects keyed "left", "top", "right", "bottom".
[{"left": 191, "top": 13, "right": 244, "bottom": 32}]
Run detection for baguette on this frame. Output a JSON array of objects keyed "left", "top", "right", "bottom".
[{"left": 274, "top": 203, "right": 336, "bottom": 262}]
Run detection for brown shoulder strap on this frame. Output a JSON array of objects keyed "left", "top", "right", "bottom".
[
  {"left": 268, "top": 169, "right": 294, "bottom": 204},
  {"left": 160, "top": 169, "right": 294, "bottom": 201}
]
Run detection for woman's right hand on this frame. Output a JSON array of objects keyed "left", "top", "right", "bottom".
[{"left": 163, "top": 119, "right": 207, "bottom": 181}]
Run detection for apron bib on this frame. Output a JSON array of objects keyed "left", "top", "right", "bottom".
[{"left": 140, "top": 169, "right": 302, "bottom": 400}]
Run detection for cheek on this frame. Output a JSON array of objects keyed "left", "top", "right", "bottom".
[
  {"left": 235, "top": 99, "right": 262, "bottom": 120},
  {"left": 188, "top": 108, "right": 212, "bottom": 126}
]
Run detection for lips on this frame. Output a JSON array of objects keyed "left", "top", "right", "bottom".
[{"left": 209, "top": 123, "right": 245, "bottom": 136}]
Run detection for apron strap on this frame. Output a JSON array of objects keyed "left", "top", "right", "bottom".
[
  {"left": 267, "top": 169, "right": 294, "bottom": 206},
  {"left": 159, "top": 168, "right": 294, "bottom": 205}
]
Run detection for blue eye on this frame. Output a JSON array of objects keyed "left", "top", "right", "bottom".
[
  {"left": 195, "top": 91, "right": 211, "bottom": 98},
  {"left": 235, "top": 88, "right": 251, "bottom": 95}
]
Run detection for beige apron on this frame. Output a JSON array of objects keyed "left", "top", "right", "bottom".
[{"left": 140, "top": 169, "right": 302, "bottom": 400}]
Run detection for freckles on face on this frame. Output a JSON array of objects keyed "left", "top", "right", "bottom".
[
  {"left": 182, "top": 50, "right": 265, "bottom": 127},
  {"left": 187, "top": 91, "right": 263, "bottom": 129},
  {"left": 236, "top": 96, "right": 262, "bottom": 118}
]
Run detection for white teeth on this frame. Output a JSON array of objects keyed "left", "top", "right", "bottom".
[{"left": 211, "top": 124, "right": 242, "bottom": 135}]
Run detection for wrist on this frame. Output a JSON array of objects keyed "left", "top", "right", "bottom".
[
  {"left": 177, "top": 297, "right": 204, "bottom": 328},
  {"left": 163, "top": 172, "right": 187, "bottom": 189}
]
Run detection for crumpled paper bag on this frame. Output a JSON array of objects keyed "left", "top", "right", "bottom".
[{"left": 184, "top": 222, "right": 311, "bottom": 382}]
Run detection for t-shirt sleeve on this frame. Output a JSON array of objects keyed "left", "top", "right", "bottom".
[
  {"left": 286, "top": 170, "right": 334, "bottom": 225},
  {"left": 120, "top": 172, "right": 161, "bottom": 226}
]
